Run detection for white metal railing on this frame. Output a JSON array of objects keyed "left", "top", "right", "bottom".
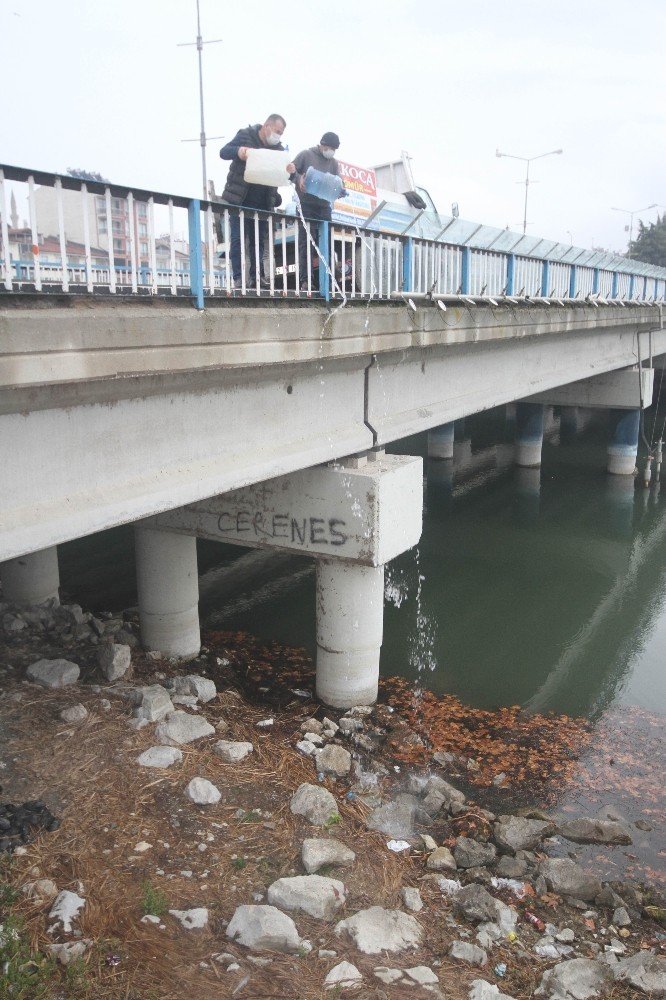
[{"left": 1, "top": 163, "right": 666, "bottom": 310}]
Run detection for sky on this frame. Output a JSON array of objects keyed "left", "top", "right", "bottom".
[{"left": 1, "top": 0, "right": 664, "bottom": 253}]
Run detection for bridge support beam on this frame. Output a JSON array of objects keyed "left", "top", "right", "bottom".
[
  {"left": 428, "top": 422, "right": 454, "bottom": 460},
  {"left": 0, "top": 546, "right": 60, "bottom": 606},
  {"left": 515, "top": 402, "right": 545, "bottom": 468},
  {"left": 143, "top": 453, "right": 423, "bottom": 706},
  {"left": 135, "top": 526, "right": 201, "bottom": 658},
  {"left": 607, "top": 409, "right": 640, "bottom": 476}
]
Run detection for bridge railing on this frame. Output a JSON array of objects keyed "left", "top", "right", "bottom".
[{"left": 2, "top": 164, "right": 666, "bottom": 309}]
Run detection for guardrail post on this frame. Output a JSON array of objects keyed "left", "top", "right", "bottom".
[
  {"left": 318, "top": 221, "right": 330, "bottom": 302},
  {"left": 568, "top": 264, "right": 577, "bottom": 298},
  {"left": 187, "top": 199, "right": 204, "bottom": 310},
  {"left": 628, "top": 274, "right": 635, "bottom": 300},
  {"left": 541, "top": 260, "right": 550, "bottom": 297},
  {"left": 402, "top": 236, "right": 414, "bottom": 293},
  {"left": 611, "top": 272, "right": 619, "bottom": 299},
  {"left": 592, "top": 267, "right": 599, "bottom": 295},
  {"left": 505, "top": 253, "right": 515, "bottom": 295},
  {"left": 461, "top": 246, "right": 471, "bottom": 295}
]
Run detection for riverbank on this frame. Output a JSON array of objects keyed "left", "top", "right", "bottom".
[{"left": 0, "top": 598, "right": 664, "bottom": 998}]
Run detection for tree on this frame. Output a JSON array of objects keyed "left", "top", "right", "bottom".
[
  {"left": 66, "top": 168, "right": 109, "bottom": 183},
  {"left": 628, "top": 214, "right": 666, "bottom": 267}
]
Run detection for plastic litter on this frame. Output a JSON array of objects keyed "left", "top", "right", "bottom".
[
  {"left": 304, "top": 166, "right": 345, "bottom": 204},
  {"left": 386, "top": 839, "right": 411, "bottom": 852},
  {"left": 243, "top": 149, "right": 292, "bottom": 187},
  {"left": 494, "top": 963, "right": 507, "bottom": 977}
]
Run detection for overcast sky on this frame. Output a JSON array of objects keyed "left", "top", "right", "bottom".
[{"left": 1, "top": 0, "right": 664, "bottom": 252}]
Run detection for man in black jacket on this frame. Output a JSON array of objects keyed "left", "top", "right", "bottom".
[
  {"left": 219, "top": 115, "right": 293, "bottom": 288},
  {"left": 290, "top": 132, "right": 342, "bottom": 291}
]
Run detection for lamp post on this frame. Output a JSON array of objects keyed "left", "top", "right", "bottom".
[
  {"left": 496, "top": 148, "right": 563, "bottom": 235},
  {"left": 610, "top": 204, "right": 657, "bottom": 257},
  {"left": 178, "top": 0, "right": 224, "bottom": 200}
]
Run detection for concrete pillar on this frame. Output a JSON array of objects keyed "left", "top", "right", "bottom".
[
  {"left": 0, "top": 546, "right": 60, "bottom": 606},
  {"left": 315, "top": 560, "right": 385, "bottom": 708},
  {"left": 427, "top": 422, "right": 454, "bottom": 460},
  {"left": 607, "top": 409, "right": 640, "bottom": 476},
  {"left": 135, "top": 526, "right": 201, "bottom": 657},
  {"left": 515, "top": 401, "right": 545, "bottom": 468}
]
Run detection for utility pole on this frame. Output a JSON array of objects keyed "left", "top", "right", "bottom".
[{"left": 178, "top": 0, "right": 224, "bottom": 200}]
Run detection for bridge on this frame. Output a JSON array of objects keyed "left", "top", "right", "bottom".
[{"left": 1, "top": 163, "right": 665, "bottom": 706}]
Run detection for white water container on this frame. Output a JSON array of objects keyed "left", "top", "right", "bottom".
[{"left": 243, "top": 149, "right": 292, "bottom": 187}]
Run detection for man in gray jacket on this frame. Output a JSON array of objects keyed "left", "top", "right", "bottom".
[{"left": 291, "top": 132, "right": 343, "bottom": 290}]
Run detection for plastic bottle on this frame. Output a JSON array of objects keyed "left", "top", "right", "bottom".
[
  {"left": 303, "top": 166, "right": 345, "bottom": 204},
  {"left": 243, "top": 149, "right": 292, "bottom": 187}
]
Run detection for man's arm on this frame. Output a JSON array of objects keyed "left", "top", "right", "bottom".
[{"left": 220, "top": 129, "right": 248, "bottom": 161}]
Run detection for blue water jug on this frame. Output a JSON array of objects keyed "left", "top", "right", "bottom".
[{"left": 304, "top": 166, "right": 345, "bottom": 204}]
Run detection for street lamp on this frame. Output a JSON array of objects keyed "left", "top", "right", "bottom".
[
  {"left": 610, "top": 204, "right": 657, "bottom": 257},
  {"left": 496, "top": 148, "right": 563, "bottom": 235}
]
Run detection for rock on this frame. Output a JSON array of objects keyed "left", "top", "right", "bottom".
[
  {"left": 405, "top": 966, "right": 439, "bottom": 985},
  {"left": 366, "top": 797, "right": 431, "bottom": 839},
  {"left": 374, "top": 967, "right": 404, "bottom": 985},
  {"left": 426, "top": 846, "right": 457, "bottom": 871},
  {"left": 314, "top": 744, "right": 352, "bottom": 777},
  {"left": 267, "top": 875, "right": 346, "bottom": 920},
  {"left": 612, "top": 906, "right": 631, "bottom": 927},
  {"left": 338, "top": 718, "right": 363, "bottom": 735},
  {"left": 539, "top": 859, "right": 602, "bottom": 901},
  {"left": 493, "top": 816, "right": 554, "bottom": 853},
  {"left": 335, "top": 906, "right": 422, "bottom": 955},
  {"left": 60, "top": 703, "right": 88, "bottom": 723},
  {"left": 324, "top": 961, "right": 363, "bottom": 990},
  {"left": 496, "top": 856, "right": 528, "bottom": 878},
  {"left": 27, "top": 658, "right": 79, "bottom": 688},
  {"left": 226, "top": 904, "right": 301, "bottom": 953},
  {"left": 424, "top": 775, "right": 465, "bottom": 805},
  {"left": 450, "top": 941, "right": 488, "bottom": 966},
  {"left": 290, "top": 783, "right": 339, "bottom": 826},
  {"left": 595, "top": 885, "right": 626, "bottom": 910},
  {"left": 297, "top": 740, "right": 317, "bottom": 756},
  {"left": 421, "top": 789, "right": 449, "bottom": 817},
  {"left": 454, "top": 885, "right": 516, "bottom": 931},
  {"left": 98, "top": 643, "right": 131, "bottom": 681},
  {"left": 49, "top": 890, "right": 85, "bottom": 932},
  {"left": 171, "top": 674, "right": 217, "bottom": 703},
  {"left": 301, "top": 838, "right": 355, "bottom": 874},
  {"left": 214, "top": 740, "right": 254, "bottom": 763},
  {"left": 454, "top": 837, "right": 497, "bottom": 869},
  {"left": 132, "top": 685, "right": 173, "bottom": 722},
  {"left": 169, "top": 907, "right": 209, "bottom": 929},
  {"left": 48, "top": 940, "right": 91, "bottom": 966},
  {"left": 536, "top": 958, "right": 614, "bottom": 999},
  {"left": 557, "top": 818, "right": 632, "bottom": 846},
  {"left": 185, "top": 777, "right": 221, "bottom": 805},
  {"left": 476, "top": 922, "right": 502, "bottom": 949},
  {"left": 154, "top": 711, "right": 215, "bottom": 746},
  {"left": 401, "top": 887, "right": 423, "bottom": 912},
  {"left": 644, "top": 905, "right": 666, "bottom": 925},
  {"left": 469, "top": 980, "right": 517, "bottom": 1000},
  {"left": 3, "top": 613, "right": 27, "bottom": 632},
  {"left": 613, "top": 951, "right": 666, "bottom": 995},
  {"left": 136, "top": 746, "right": 183, "bottom": 769},
  {"left": 22, "top": 878, "right": 58, "bottom": 900},
  {"left": 556, "top": 928, "right": 576, "bottom": 943}
]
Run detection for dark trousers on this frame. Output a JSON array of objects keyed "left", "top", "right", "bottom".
[
  {"left": 297, "top": 213, "right": 329, "bottom": 289},
  {"left": 230, "top": 213, "right": 267, "bottom": 283}
]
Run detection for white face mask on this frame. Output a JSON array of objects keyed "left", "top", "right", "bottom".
[
  {"left": 321, "top": 148, "right": 335, "bottom": 160},
  {"left": 265, "top": 131, "right": 282, "bottom": 147}
]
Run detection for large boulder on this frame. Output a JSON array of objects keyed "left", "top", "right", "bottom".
[
  {"left": 98, "top": 643, "right": 131, "bottom": 681},
  {"left": 453, "top": 884, "right": 516, "bottom": 932},
  {"left": 154, "top": 711, "right": 215, "bottom": 746},
  {"left": 302, "top": 838, "right": 356, "bottom": 874},
  {"left": 613, "top": 951, "right": 666, "bottom": 996},
  {"left": 535, "top": 958, "right": 614, "bottom": 999},
  {"left": 226, "top": 904, "right": 301, "bottom": 953},
  {"left": 170, "top": 674, "right": 217, "bottom": 703},
  {"left": 314, "top": 745, "right": 352, "bottom": 777},
  {"left": 27, "top": 658, "right": 79, "bottom": 688},
  {"left": 335, "top": 906, "right": 422, "bottom": 955},
  {"left": 493, "top": 815, "right": 554, "bottom": 853},
  {"left": 454, "top": 837, "right": 497, "bottom": 869},
  {"left": 267, "top": 875, "right": 346, "bottom": 920},
  {"left": 131, "top": 685, "right": 173, "bottom": 722},
  {"left": 538, "top": 859, "right": 602, "bottom": 901},
  {"left": 556, "top": 817, "right": 632, "bottom": 846},
  {"left": 290, "top": 783, "right": 339, "bottom": 826}
]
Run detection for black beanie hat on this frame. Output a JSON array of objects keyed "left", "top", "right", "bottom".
[{"left": 320, "top": 132, "right": 340, "bottom": 149}]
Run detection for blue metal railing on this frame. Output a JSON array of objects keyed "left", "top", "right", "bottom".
[{"left": 2, "top": 163, "right": 666, "bottom": 310}]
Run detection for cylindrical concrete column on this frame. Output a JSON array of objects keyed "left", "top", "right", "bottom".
[
  {"left": 315, "top": 560, "right": 384, "bottom": 708},
  {"left": 607, "top": 409, "right": 640, "bottom": 476},
  {"left": 427, "top": 422, "right": 454, "bottom": 460},
  {"left": 135, "top": 526, "right": 200, "bottom": 657},
  {"left": 0, "top": 546, "right": 60, "bottom": 606},
  {"left": 515, "top": 402, "right": 545, "bottom": 468}
]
